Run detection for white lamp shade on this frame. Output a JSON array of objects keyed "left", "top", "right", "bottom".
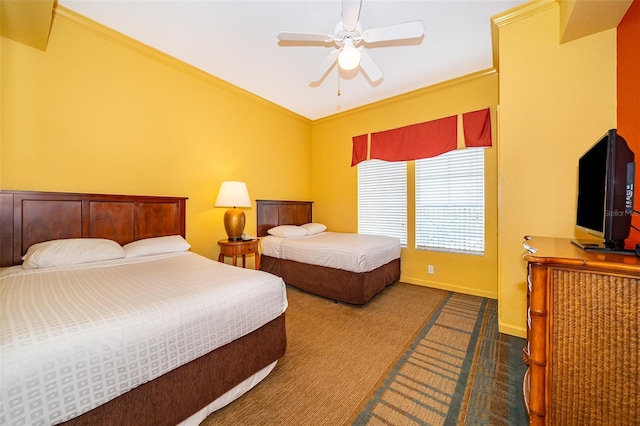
[
  {"left": 214, "top": 181, "right": 251, "bottom": 208},
  {"left": 338, "top": 39, "right": 361, "bottom": 71}
]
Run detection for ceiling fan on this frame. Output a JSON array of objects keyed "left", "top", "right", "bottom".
[{"left": 277, "top": 0, "right": 424, "bottom": 84}]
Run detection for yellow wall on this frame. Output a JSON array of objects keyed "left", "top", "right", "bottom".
[
  {"left": 495, "top": 0, "right": 617, "bottom": 336},
  {"left": 0, "top": 8, "right": 312, "bottom": 263},
  {"left": 310, "top": 0, "right": 618, "bottom": 336},
  {"left": 311, "top": 71, "right": 500, "bottom": 299},
  {"left": 0, "top": 0, "right": 54, "bottom": 51},
  {"left": 1, "top": 2, "right": 621, "bottom": 337}
]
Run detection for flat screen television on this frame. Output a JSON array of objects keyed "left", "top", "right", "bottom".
[{"left": 573, "top": 129, "right": 635, "bottom": 252}]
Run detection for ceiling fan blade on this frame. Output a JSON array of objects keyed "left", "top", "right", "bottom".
[
  {"left": 311, "top": 49, "right": 340, "bottom": 83},
  {"left": 342, "top": 0, "right": 362, "bottom": 31},
  {"left": 278, "top": 32, "right": 334, "bottom": 43},
  {"left": 362, "top": 20, "right": 424, "bottom": 43},
  {"left": 358, "top": 49, "right": 383, "bottom": 82}
]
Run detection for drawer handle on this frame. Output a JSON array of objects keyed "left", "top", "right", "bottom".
[{"left": 527, "top": 308, "right": 531, "bottom": 329}]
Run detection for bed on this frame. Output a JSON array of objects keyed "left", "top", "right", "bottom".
[
  {"left": 256, "top": 200, "right": 401, "bottom": 305},
  {"left": 0, "top": 190, "right": 288, "bottom": 426}
]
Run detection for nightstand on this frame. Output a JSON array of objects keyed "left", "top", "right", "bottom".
[{"left": 217, "top": 239, "right": 260, "bottom": 270}]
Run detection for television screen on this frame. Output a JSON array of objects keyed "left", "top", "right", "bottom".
[
  {"left": 576, "top": 136, "right": 608, "bottom": 235},
  {"left": 574, "top": 129, "right": 635, "bottom": 252}
]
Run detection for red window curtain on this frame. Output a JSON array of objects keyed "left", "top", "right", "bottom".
[
  {"left": 463, "top": 108, "right": 492, "bottom": 147},
  {"left": 350, "top": 108, "right": 491, "bottom": 166},
  {"left": 351, "top": 134, "right": 368, "bottom": 166},
  {"left": 370, "top": 116, "right": 457, "bottom": 162}
]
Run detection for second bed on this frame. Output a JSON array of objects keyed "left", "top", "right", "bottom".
[{"left": 256, "top": 200, "right": 401, "bottom": 304}]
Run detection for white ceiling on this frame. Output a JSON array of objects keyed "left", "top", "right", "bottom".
[{"left": 58, "top": 0, "right": 529, "bottom": 120}]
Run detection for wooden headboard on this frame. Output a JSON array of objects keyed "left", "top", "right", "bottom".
[
  {"left": 0, "top": 190, "right": 187, "bottom": 267},
  {"left": 256, "top": 200, "right": 313, "bottom": 237}
]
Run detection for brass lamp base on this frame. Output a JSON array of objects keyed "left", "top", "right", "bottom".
[{"left": 223, "top": 208, "right": 246, "bottom": 241}]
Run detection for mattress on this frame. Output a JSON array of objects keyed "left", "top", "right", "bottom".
[
  {"left": 262, "top": 231, "right": 401, "bottom": 273},
  {"left": 0, "top": 252, "right": 288, "bottom": 426}
]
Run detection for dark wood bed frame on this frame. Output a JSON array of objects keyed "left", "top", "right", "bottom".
[
  {"left": 0, "top": 190, "right": 187, "bottom": 267},
  {"left": 256, "top": 199, "right": 400, "bottom": 305},
  {"left": 0, "top": 190, "right": 287, "bottom": 426}
]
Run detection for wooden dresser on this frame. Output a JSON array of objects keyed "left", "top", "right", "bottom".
[{"left": 522, "top": 236, "right": 639, "bottom": 425}]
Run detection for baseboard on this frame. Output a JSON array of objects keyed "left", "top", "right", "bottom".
[
  {"left": 400, "top": 276, "right": 497, "bottom": 299},
  {"left": 499, "top": 322, "right": 526, "bottom": 338}
]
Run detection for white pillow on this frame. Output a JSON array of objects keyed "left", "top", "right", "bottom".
[
  {"left": 123, "top": 235, "right": 191, "bottom": 258},
  {"left": 300, "top": 223, "right": 327, "bottom": 235},
  {"left": 267, "top": 225, "right": 308, "bottom": 238},
  {"left": 22, "top": 238, "right": 125, "bottom": 269}
]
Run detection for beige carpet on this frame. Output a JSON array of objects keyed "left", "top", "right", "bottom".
[{"left": 201, "top": 282, "right": 448, "bottom": 425}]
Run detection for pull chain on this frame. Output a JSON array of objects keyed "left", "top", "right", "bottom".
[{"left": 337, "top": 71, "right": 341, "bottom": 96}]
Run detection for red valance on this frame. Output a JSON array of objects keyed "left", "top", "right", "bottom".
[
  {"left": 370, "top": 116, "right": 457, "bottom": 162},
  {"left": 350, "top": 108, "right": 492, "bottom": 166},
  {"left": 463, "top": 108, "right": 492, "bottom": 147},
  {"left": 351, "top": 134, "right": 368, "bottom": 166}
]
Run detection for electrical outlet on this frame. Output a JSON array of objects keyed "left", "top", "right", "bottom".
[{"left": 428, "top": 265, "right": 434, "bottom": 274}]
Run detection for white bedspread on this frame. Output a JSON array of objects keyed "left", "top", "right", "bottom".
[
  {"left": 261, "top": 231, "right": 401, "bottom": 273},
  {"left": 0, "top": 252, "right": 288, "bottom": 426}
]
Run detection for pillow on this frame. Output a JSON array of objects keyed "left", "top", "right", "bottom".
[
  {"left": 123, "top": 235, "right": 191, "bottom": 258},
  {"left": 22, "top": 238, "right": 125, "bottom": 269},
  {"left": 300, "top": 222, "right": 327, "bottom": 235},
  {"left": 267, "top": 225, "right": 308, "bottom": 238}
]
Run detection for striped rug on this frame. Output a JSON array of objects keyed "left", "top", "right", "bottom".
[{"left": 352, "top": 292, "right": 528, "bottom": 425}]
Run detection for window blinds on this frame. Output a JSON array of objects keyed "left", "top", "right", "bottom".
[
  {"left": 415, "top": 148, "right": 485, "bottom": 254},
  {"left": 357, "top": 160, "right": 407, "bottom": 246}
]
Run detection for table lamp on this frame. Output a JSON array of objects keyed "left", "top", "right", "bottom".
[{"left": 215, "top": 181, "right": 251, "bottom": 241}]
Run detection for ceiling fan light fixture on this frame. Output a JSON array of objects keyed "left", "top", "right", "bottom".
[
  {"left": 278, "top": 0, "right": 425, "bottom": 84},
  {"left": 337, "top": 38, "right": 361, "bottom": 70}
]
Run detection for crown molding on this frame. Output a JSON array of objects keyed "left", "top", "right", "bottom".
[
  {"left": 313, "top": 68, "right": 498, "bottom": 124},
  {"left": 490, "top": 0, "right": 558, "bottom": 71},
  {"left": 52, "top": 5, "right": 311, "bottom": 124}
]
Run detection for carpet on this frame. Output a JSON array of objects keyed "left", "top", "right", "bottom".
[
  {"left": 351, "top": 292, "right": 528, "bottom": 425},
  {"left": 202, "top": 284, "right": 528, "bottom": 425}
]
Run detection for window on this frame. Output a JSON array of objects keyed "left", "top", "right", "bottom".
[
  {"left": 357, "top": 160, "right": 407, "bottom": 246},
  {"left": 415, "top": 148, "right": 484, "bottom": 254}
]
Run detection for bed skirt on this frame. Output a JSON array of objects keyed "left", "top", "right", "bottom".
[
  {"left": 260, "top": 256, "right": 400, "bottom": 304},
  {"left": 59, "top": 314, "right": 287, "bottom": 426}
]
